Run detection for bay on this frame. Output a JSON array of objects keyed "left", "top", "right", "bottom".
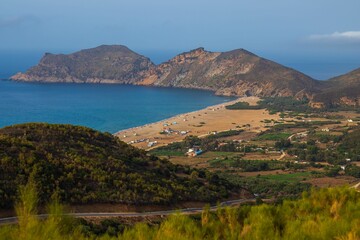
[{"left": 0, "top": 80, "right": 235, "bottom": 133}]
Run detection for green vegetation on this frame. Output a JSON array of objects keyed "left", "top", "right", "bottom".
[
  {"left": 209, "top": 159, "right": 305, "bottom": 172},
  {"left": 2, "top": 183, "right": 359, "bottom": 239},
  {"left": 338, "top": 128, "right": 360, "bottom": 161},
  {"left": 0, "top": 123, "right": 234, "bottom": 209},
  {"left": 225, "top": 101, "right": 262, "bottom": 110},
  {"left": 259, "top": 97, "right": 312, "bottom": 113},
  {"left": 147, "top": 149, "right": 184, "bottom": 157},
  {"left": 226, "top": 97, "right": 312, "bottom": 113},
  {"left": 219, "top": 173, "right": 311, "bottom": 199},
  {"left": 270, "top": 120, "right": 341, "bottom": 132},
  {"left": 256, "top": 132, "right": 292, "bottom": 141},
  {"left": 226, "top": 96, "right": 360, "bottom": 115},
  {"left": 255, "top": 172, "right": 312, "bottom": 182},
  {"left": 281, "top": 126, "right": 360, "bottom": 165},
  {"left": 206, "top": 130, "right": 244, "bottom": 139},
  {"left": 345, "top": 165, "right": 360, "bottom": 178}
]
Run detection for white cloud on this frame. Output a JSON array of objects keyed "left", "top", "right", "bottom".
[{"left": 308, "top": 31, "right": 360, "bottom": 42}]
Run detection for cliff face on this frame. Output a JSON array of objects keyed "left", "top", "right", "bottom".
[
  {"left": 312, "top": 68, "right": 360, "bottom": 107},
  {"left": 139, "top": 48, "right": 319, "bottom": 97},
  {"left": 11, "top": 45, "right": 155, "bottom": 83}
]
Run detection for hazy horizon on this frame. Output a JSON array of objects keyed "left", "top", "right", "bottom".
[
  {"left": 1, "top": 0, "right": 360, "bottom": 79},
  {"left": 0, "top": 46, "right": 359, "bottom": 81}
]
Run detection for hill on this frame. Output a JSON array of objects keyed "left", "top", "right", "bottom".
[
  {"left": 0, "top": 123, "right": 235, "bottom": 209},
  {"left": 140, "top": 47, "right": 319, "bottom": 97},
  {"left": 11, "top": 45, "right": 154, "bottom": 83},
  {"left": 12, "top": 44, "right": 360, "bottom": 106},
  {"left": 11, "top": 45, "right": 320, "bottom": 98},
  {"left": 312, "top": 67, "right": 360, "bottom": 107}
]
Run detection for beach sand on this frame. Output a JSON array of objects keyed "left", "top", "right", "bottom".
[{"left": 115, "top": 97, "right": 278, "bottom": 150}]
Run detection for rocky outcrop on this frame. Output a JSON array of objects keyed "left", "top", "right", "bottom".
[{"left": 12, "top": 45, "right": 154, "bottom": 83}]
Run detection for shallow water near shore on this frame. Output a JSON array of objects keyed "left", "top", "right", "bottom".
[{"left": 0, "top": 80, "right": 235, "bottom": 133}]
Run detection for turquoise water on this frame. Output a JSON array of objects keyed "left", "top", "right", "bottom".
[{"left": 0, "top": 80, "right": 235, "bottom": 133}]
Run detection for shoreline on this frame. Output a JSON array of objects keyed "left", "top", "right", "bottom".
[
  {"left": 115, "top": 96, "right": 277, "bottom": 150},
  {"left": 114, "top": 97, "right": 244, "bottom": 136}
]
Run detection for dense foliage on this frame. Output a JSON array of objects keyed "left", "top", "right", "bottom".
[
  {"left": 225, "top": 97, "right": 313, "bottom": 113},
  {"left": 338, "top": 128, "right": 360, "bottom": 161},
  {"left": 210, "top": 159, "right": 305, "bottom": 172},
  {"left": 226, "top": 96, "right": 360, "bottom": 113},
  {"left": 0, "top": 123, "right": 233, "bottom": 208},
  {"left": 1, "top": 184, "right": 359, "bottom": 239},
  {"left": 225, "top": 101, "right": 262, "bottom": 110}
]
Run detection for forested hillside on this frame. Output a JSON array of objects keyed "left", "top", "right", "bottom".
[{"left": 0, "top": 123, "right": 234, "bottom": 208}]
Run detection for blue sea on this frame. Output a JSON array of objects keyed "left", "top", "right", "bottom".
[{"left": 0, "top": 80, "right": 235, "bottom": 133}]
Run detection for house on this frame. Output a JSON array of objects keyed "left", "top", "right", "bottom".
[
  {"left": 186, "top": 146, "right": 203, "bottom": 157},
  {"left": 147, "top": 141, "right": 157, "bottom": 147},
  {"left": 321, "top": 128, "right": 330, "bottom": 132},
  {"left": 348, "top": 119, "right": 353, "bottom": 123}
]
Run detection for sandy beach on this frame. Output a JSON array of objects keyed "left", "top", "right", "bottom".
[{"left": 115, "top": 97, "right": 278, "bottom": 150}]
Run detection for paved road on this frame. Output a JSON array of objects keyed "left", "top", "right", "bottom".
[{"left": 0, "top": 198, "right": 255, "bottom": 225}]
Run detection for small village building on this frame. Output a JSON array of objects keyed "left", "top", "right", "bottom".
[
  {"left": 186, "top": 146, "right": 203, "bottom": 157},
  {"left": 148, "top": 141, "right": 157, "bottom": 147}
]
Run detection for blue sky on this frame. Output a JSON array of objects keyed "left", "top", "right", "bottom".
[{"left": 1, "top": 0, "right": 360, "bottom": 79}]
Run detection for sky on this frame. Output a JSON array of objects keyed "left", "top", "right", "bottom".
[{"left": 1, "top": 0, "right": 360, "bottom": 79}]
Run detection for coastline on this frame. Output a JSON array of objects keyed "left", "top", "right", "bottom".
[{"left": 115, "top": 96, "right": 277, "bottom": 150}]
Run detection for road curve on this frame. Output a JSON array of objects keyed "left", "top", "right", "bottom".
[{"left": 0, "top": 198, "right": 255, "bottom": 225}]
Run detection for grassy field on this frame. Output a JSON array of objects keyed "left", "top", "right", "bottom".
[{"left": 254, "top": 171, "right": 313, "bottom": 182}]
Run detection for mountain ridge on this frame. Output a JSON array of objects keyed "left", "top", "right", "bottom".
[{"left": 10, "top": 44, "right": 360, "bottom": 106}]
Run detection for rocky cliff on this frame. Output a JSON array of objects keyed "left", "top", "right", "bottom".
[{"left": 12, "top": 45, "right": 154, "bottom": 83}]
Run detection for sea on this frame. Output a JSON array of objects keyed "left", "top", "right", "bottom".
[
  {"left": 0, "top": 80, "right": 235, "bottom": 133},
  {"left": 1, "top": 50, "right": 359, "bottom": 133}
]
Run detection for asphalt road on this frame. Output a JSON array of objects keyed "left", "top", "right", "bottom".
[{"left": 0, "top": 198, "right": 255, "bottom": 225}]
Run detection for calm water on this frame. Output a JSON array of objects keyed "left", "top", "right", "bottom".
[{"left": 0, "top": 80, "right": 235, "bottom": 133}]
